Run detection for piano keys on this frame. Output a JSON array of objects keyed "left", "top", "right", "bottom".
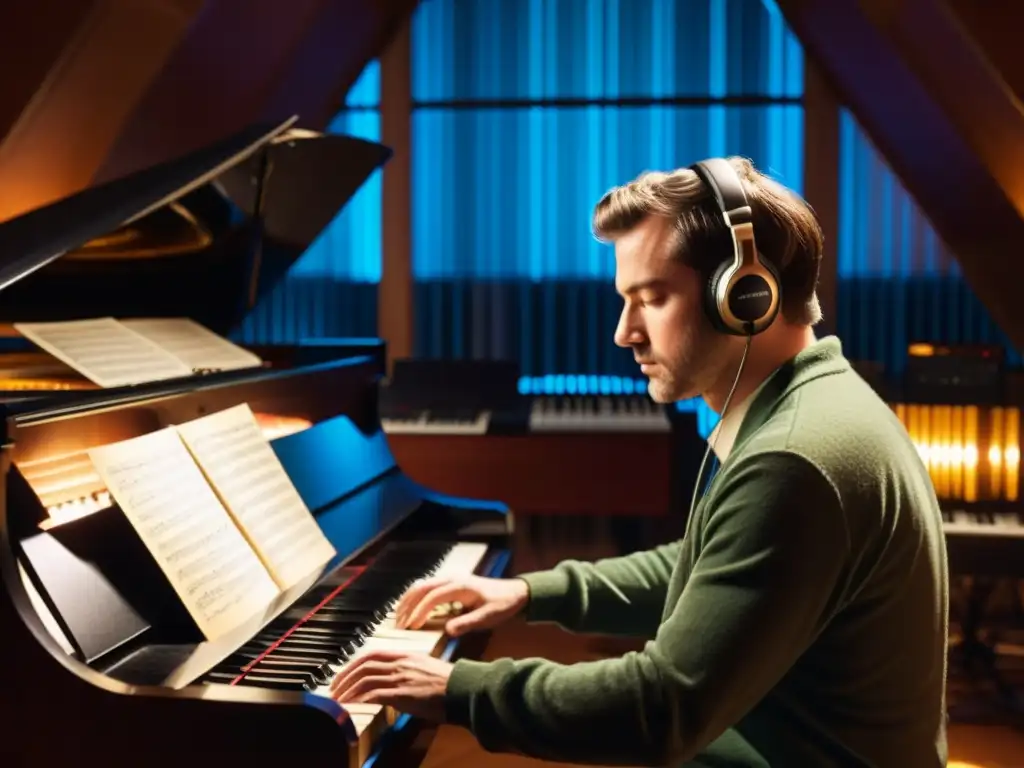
[
  {"left": 378, "top": 359, "right": 699, "bottom": 518},
  {"left": 2, "top": 355, "right": 511, "bottom": 765},
  {"left": 527, "top": 393, "right": 670, "bottom": 433},
  {"left": 380, "top": 358, "right": 672, "bottom": 436}
]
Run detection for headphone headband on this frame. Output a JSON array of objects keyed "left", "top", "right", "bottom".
[
  {"left": 688, "top": 158, "right": 780, "bottom": 336},
  {"left": 691, "top": 158, "right": 753, "bottom": 227}
]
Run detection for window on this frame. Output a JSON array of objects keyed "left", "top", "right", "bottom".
[{"left": 409, "top": 0, "right": 805, "bottom": 378}]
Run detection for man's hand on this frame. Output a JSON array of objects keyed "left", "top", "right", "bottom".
[
  {"left": 329, "top": 649, "right": 453, "bottom": 721},
  {"left": 394, "top": 574, "right": 529, "bottom": 636}
]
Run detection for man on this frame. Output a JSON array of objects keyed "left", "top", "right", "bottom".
[{"left": 331, "top": 157, "right": 949, "bottom": 766}]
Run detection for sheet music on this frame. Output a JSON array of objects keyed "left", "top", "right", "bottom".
[
  {"left": 14, "top": 318, "right": 192, "bottom": 388},
  {"left": 88, "top": 428, "right": 280, "bottom": 641},
  {"left": 175, "top": 404, "right": 336, "bottom": 590},
  {"left": 121, "top": 318, "right": 263, "bottom": 373}
]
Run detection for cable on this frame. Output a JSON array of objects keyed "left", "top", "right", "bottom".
[{"left": 686, "top": 335, "right": 753, "bottom": 529}]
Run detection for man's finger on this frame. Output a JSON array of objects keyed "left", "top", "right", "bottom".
[
  {"left": 445, "top": 605, "right": 496, "bottom": 636},
  {"left": 337, "top": 674, "right": 399, "bottom": 703},
  {"left": 394, "top": 577, "right": 454, "bottom": 626},
  {"left": 329, "top": 651, "right": 406, "bottom": 693},
  {"left": 359, "top": 686, "right": 412, "bottom": 707},
  {"left": 403, "top": 584, "right": 474, "bottom": 630}
]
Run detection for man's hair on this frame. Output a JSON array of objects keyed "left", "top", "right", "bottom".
[{"left": 591, "top": 156, "right": 823, "bottom": 326}]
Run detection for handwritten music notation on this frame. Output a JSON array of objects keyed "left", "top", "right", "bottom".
[
  {"left": 176, "top": 404, "right": 335, "bottom": 590},
  {"left": 87, "top": 428, "right": 280, "bottom": 641}
]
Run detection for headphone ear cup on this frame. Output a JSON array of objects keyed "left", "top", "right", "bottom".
[
  {"left": 761, "top": 256, "right": 782, "bottom": 300},
  {"left": 705, "top": 257, "right": 783, "bottom": 335},
  {"left": 704, "top": 259, "right": 735, "bottom": 334}
]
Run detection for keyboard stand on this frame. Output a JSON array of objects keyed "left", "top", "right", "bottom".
[{"left": 948, "top": 578, "right": 1024, "bottom": 722}]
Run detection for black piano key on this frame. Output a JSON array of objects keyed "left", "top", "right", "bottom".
[
  {"left": 237, "top": 644, "right": 339, "bottom": 663},
  {"left": 243, "top": 641, "right": 346, "bottom": 663},
  {"left": 270, "top": 637, "right": 360, "bottom": 657},
  {"left": 240, "top": 664, "right": 329, "bottom": 687},
  {"left": 202, "top": 540, "right": 462, "bottom": 689},
  {"left": 273, "top": 614, "right": 371, "bottom": 630},
  {"left": 220, "top": 653, "right": 334, "bottom": 678},
  {"left": 204, "top": 672, "right": 311, "bottom": 691}
]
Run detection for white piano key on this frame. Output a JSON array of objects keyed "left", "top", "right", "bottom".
[
  {"left": 529, "top": 396, "right": 670, "bottom": 433},
  {"left": 304, "top": 542, "right": 490, "bottom": 758},
  {"left": 382, "top": 411, "right": 491, "bottom": 435},
  {"left": 309, "top": 541, "right": 489, "bottom": 703},
  {"left": 943, "top": 520, "right": 1024, "bottom": 537}
]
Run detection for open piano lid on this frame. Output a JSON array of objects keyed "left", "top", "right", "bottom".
[{"left": 0, "top": 115, "right": 392, "bottom": 338}]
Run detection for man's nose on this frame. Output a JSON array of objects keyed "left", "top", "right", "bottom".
[{"left": 614, "top": 310, "right": 644, "bottom": 349}]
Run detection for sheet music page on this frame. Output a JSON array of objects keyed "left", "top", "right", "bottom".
[
  {"left": 120, "top": 318, "right": 263, "bottom": 373},
  {"left": 14, "top": 318, "right": 192, "bottom": 388},
  {"left": 174, "top": 404, "right": 336, "bottom": 590},
  {"left": 87, "top": 428, "right": 281, "bottom": 641}
]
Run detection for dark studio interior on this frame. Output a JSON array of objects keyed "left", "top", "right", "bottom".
[{"left": 0, "top": 1, "right": 1023, "bottom": 765}]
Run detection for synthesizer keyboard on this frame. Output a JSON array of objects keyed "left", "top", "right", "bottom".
[
  {"left": 528, "top": 395, "right": 670, "bottom": 433},
  {"left": 381, "top": 410, "right": 491, "bottom": 435}
]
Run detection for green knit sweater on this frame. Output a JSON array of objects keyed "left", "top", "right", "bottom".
[{"left": 445, "top": 337, "right": 949, "bottom": 767}]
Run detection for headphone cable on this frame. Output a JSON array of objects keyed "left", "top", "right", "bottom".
[{"left": 685, "top": 335, "right": 753, "bottom": 529}]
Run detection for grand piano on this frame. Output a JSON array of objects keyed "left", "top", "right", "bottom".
[
  {"left": 0, "top": 115, "right": 389, "bottom": 400},
  {"left": 0, "top": 118, "right": 512, "bottom": 764}
]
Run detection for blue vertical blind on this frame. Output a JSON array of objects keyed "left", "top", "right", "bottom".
[
  {"left": 410, "top": 0, "right": 803, "bottom": 101},
  {"left": 409, "top": 0, "right": 805, "bottom": 375},
  {"left": 835, "top": 109, "right": 1021, "bottom": 370}
]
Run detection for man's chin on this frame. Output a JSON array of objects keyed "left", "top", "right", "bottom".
[
  {"left": 645, "top": 376, "right": 698, "bottom": 405},
  {"left": 645, "top": 379, "right": 680, "bottom": 404}
]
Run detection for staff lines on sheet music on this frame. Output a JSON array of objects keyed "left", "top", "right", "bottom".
[
  {"left": 90, "top": 427, "right": 282, "bottom": 640},
  {"left": 176, "top": 404, "right": 336, "bottom": 592}
]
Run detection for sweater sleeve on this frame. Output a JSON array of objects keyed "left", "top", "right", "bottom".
[
  {"left": 444, "top": 451, "right": 851, "bottom": 766},
  {"left": 516, "top": 540, "right": 680, "bottom": 637}
]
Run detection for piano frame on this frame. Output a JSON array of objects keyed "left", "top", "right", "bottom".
[{"left": 1, "top": 353, "right": 512, "bottom": 764}]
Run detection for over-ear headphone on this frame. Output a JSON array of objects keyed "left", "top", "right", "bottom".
[{"left": 690, "top": 158, "right": 781, "bottom": 336}]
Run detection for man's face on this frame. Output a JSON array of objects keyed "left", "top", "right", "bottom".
[{"left": 612, "top": 215, "right": 727, "bottom": 403}]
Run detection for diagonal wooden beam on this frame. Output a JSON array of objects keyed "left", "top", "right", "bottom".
[
  {"left": 0, "top": 0, "right": 203, "bottom": 223},
  {"left": 0, "top": 0, "right": 95, "bottom": 149},
  {"left": 776, "top": 0, "right": 1024, "bottom": 349}
]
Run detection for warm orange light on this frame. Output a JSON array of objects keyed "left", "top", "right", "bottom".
[
  {"left": 908, "top": 343, "right": 935, "bottom": 357},
  {"left": 252, "top": 413, "right": 313, "bottom": 440},
  {"left": 895, "top": 403, "right": 1019, "bottom": 503},
  {"left": 41, "top": 490, "right": 112, "bottom": 529},
  {"left": 0, "top": 378, "right": 94, "bottom": 391}
]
